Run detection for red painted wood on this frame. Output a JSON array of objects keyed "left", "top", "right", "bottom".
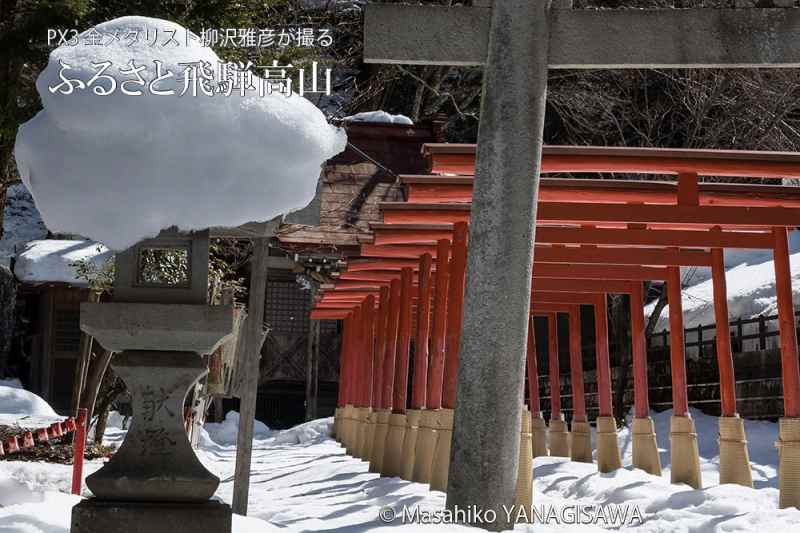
[
  {"left": 405, "top": 179, "right": 800, "bottom": 208},
  {"left": 594, "top": 295, "right": 614, "bottom": 418},
  {"left": 412, "top": 254, "right": 433, "bottom": 409},
  {"left": 393, "top": 268, "right": 414, "bottom": 413},
  {"left": 630, "top": 282, "right": 650, "bottom": 419},
  {"left": 382, "top": 279, "right": 401, "bottom": 409},
  {"left": 547, "top": 314, "right": 561, "bottom": 417},
  {"left": 443, "top": 222, "right": 468, "bottom": 409},
  {"left": 667, "top": 266, "right": 689, "bottom": 416},
  {"left": 677, "top": 172, "right": 700, "bottom": 206},
  {"left": 567, "top": 306, "right": 587, "bottom": 422},
  {"left": 427, "top": 240, "right": 451, "bottom": 409},
  {"left": 361, "top": 296, "right": 376, "bottom": 408},
  {"left": 380, "top": 201, "right": 800, "bottom": 228},
  {"left": 711, "top": 248, "right": 737, "bottom": 417},
  {"left": 526, "top": 318, "right": 541, "bottom": 415},
  {"left": 774, "top": 226, "right": 800, "bottom": 418},
  {"left": 373, "top": 286, "right": 390, "bottom": 409},
  {"left": 337, "top": 315, "right": 351, "bottom": 407},
  {"left": 71, "top": 408, "right": 88, "bottom": 495},
  {"left": 351, "top": 306, "right": 363, "bottom": 407},
  {"left": 424, "top": 145, "right": 800, "bottom": 179},
  {"left": 373, "top": 224, "right": 774, "bottom": 250}
]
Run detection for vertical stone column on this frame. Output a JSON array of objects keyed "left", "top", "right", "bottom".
[
  {"left": 773, "top": 227, "right": 800, "bottom": 509},
  {"left": 446, "top": 0, "right": 550, "bottom": 526},
  {"left": 630, "top": 283, "right": 661, "bottom": 476},
  {"left": 667, "top": 267, "right": 702, "bottom": 489},
  {"left": 594, "top": 295, "right": 622, "bottom": 473},
  {"left": 567, "top": 306, "right": 591, "bottom": 463},
  {"left": 546, "top": 314, "right": 570, "bottom": 457}
]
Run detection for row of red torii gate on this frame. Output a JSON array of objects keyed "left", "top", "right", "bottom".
[{"left": 311, "top": 144, "right": 800, "bottom": 510}]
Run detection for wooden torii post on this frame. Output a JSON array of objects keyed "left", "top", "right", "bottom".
[{"left": 365, "top": 2, "right": 800, "bottom": 522}]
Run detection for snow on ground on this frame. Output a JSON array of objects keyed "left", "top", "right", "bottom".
[
  {"left": 14, "top": 16, "right": 346, "bottom": 251},
  {"left": 0, "top": 183, "right": 48, "bottom": 267},
  {"left": 344, "top": 110, "right": 414, "bottom": 125},
  {"left": 2, "top": 408, "right": 800, "bottom": 531},
  {"left": 646, "top": 230, "right": 800, "bottom": 344},
  {"left": 13, "top": 240, "right": 111, "bottom": 285}
]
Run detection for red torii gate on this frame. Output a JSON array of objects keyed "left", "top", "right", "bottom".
[{"left": 311, "top": 144, "right": 800, "bottom": 508}]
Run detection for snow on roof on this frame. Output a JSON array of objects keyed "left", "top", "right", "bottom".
[
  {"left": 343, "top": 111, "right": 414, "bottom": 125},
  {"left": 0, "top": 183, "right": 48, "bottom": 267},
  {"left": 14, "top": 240, "right": 111, "bottom": 286},
  {"left": 14, "top": 16, "right": 346, "bottom": 251}
]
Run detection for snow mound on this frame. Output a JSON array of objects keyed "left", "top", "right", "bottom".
[
  {"left": 646, "top": 250, "right": 800, "bottom": 336},
  {"left": 0, "top": 183, "right": 47, "bottom": 267},
  {"left": 343, "top": 110, "right": 413, "bottom": 125},
  {"left": 14, "top": 16, "right": 346, "bottom": 251},
  {"left": 14, "top": 240, "right": 111, "bottom": 285},
  {"left": 273, "top": 417, "right": 332, "bottom": 445},
  {"left": 0, "top": 385, "right": 57, "bottom": 417},
  {"left": 203, "top": 411, "right": 272, "bottom": 446}
]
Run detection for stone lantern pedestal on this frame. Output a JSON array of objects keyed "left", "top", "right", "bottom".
[{"left": 71, "top": 231, "right": 235, "bottom": 533}]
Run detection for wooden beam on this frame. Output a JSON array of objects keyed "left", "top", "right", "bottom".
[
  {"left": 374, "top": 224, "right": 774, "bottom": 249},
  {"left": 365, "top": 5, "right": 800, "bottom": 69},
  {"left": 380, "top": 201, "right": 800, "bottom": 228}
]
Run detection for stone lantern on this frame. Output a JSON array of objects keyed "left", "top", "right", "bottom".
[{"left": 72, "top": 228, "right": 235, "bottom": 533}]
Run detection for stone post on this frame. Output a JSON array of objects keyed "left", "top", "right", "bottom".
[
  {"left": 73, "top": 230, "right": 234, "bottom": 533},
  {"left": 447, "top": 1, "right": 550, "bottom": 524}
]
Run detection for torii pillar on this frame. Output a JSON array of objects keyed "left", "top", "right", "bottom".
[
  {"left": 546, "top": 314, "right": 570, "bottom": 457},
  {"left": 384, "top": 268, "right": 414, "bottom": 477},
  {"left": 446, "top": 3, "right": 549, "bottom": 525},
  {"left": 712, "top": 248, "right": 753, "bottom": 487},
  {"left": 365, "top": 286, "right": 390, "bottom": 466},
  {"left": 527, "top": 320, "right": 549, "bottom": 458},
  {"left": 667, "top": 267, "right": 702, "bottom": 489},
  {"left": 413, "top": 240, "right": 451, "bottom": 484},
  {"left": 401, "top": 253, "right": 434, "bottom": 479},
  {"left": 567, "top": 306, "right": 592, "bottom": 463},
  {"left": 630, "top": 283, "right": 662, "bottom": 476},
  {"left": 594, "top": 294, "right": 623, "bottom": 473},
  {"left": 773, "top": 226, "right": 800, "bottom": 509}
]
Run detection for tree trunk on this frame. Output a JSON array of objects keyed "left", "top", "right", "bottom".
[
  {"left": 72, "top": 290, "right": 101, "bottom": 416},
  {"left": 79, "top": 348, "right": 114, "bottom": 421}
]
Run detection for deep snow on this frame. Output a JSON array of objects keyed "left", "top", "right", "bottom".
[
  {"left": 0, "top": 183, "right": 48, "bottom": 267},
  {"left": 0, "top": 407, "right": 799, "bottom": 531},
  {"left": 14, "top": 16, "right": 346, "bottom": 250},
  {"left": 13, "top": 240, "right": 111, "bottom": 286}
]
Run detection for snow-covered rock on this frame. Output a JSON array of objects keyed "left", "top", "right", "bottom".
[
  {"left": 646, "top": 248, "right": 800, "bottom": 339},
  {"left": 203, "top": 411, "right": 272, "bottom": 446},
  {"left": 0, "top": 183, "right": 48, "bottom": 267},
  {"left": 272, "top": 416, "right": 332, "bottom": 445},
  {"left": 13, "top": 239, "right": 111, "bottom": 285},
  {"left": 343, "top": 110, "right": 413, "bottom": 125},
  {"left": 0, "top": 384, "right": 57, "bottom": 417},
  {"left": 14, "top": 16, "right": 346, "bottom": 251}
]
